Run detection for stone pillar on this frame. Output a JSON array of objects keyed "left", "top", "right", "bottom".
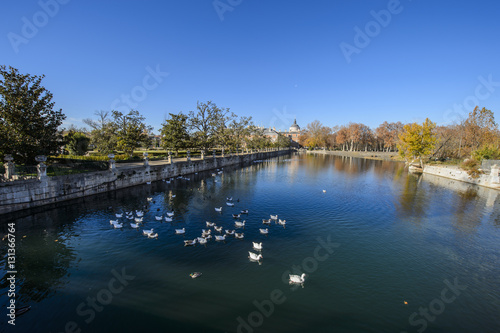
[
  {"left": 222, "top": 148, "right": 225, "bottom": 158},
  {"left": 213, "top": 150, "right": 216, "bottom": 159},
  {"left": 4, "top": 154, "right": 15, "bottom": 180},
  {"left": 490, "top": 164, "right": 500, "bottom": 184},
  {"left": 168, "top": 152, "right": 172, "bottom": 164},
  {"left": 143, "top": 152, "right": 149, "bottom": 167},
  {"left": 201, "top": 150, "right": 205, "bottom": 160},
  {"left": 108, "top": 154, "right": 116, "bottom": 173},
  {"left": 186, "top": 150, "right": 191, "bottom": 162},
  {"left": 35, "top": 155, "right": 47, "bottom": 180}
]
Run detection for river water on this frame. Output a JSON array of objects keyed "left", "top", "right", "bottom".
[{"left": 1, "top": 153, "right": 499, "bottom": 333}]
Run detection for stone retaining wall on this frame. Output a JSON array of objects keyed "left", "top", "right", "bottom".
[
  {"left": 0, "top": 150, "right": 290, "bottom": 215},
  {"left": 305, "top": 150, "right": 398, "bottom": 161},
  {"left": 423, "top": 165, "right": 500, "bottom": 190}
]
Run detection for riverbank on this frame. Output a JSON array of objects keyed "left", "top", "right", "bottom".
[
  {"left": 305, "top": 149, "right": 500, "bottom": 191},
  {"left": 0, "top": 150, "right": 291, "bottom": 216},
  {"left": 305, "top": 149, "right": 398, "bottom": 161},
  {"left": 423, "top": 164, "right": 500, "bottom": 190}
]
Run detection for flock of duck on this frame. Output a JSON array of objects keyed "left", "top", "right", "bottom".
[{"left": 107, "top": 169, "right": 306, "bottom": 286}]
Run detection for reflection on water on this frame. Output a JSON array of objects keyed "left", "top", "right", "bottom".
[{"left": 0, "top": 153, "right": 499, "bottom": 333}]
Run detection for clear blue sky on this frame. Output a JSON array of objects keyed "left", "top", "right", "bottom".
[{"left": 2, "top": 0, "right": 500, "bottom": 133}]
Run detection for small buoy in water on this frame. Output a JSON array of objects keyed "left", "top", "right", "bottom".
[
  {"left": 404, "top": 301, "right": 408, "bottom": 305},
  {"left": 190, "top": 272, "right": 202, "bottom": 279},
  {"left": 323, "top": 190, "right": 326, "bottom": 193}
]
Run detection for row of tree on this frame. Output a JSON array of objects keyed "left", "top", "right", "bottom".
[
  {"left": 1, "top": 65, "right": 498, "bottom": 166},
  {"left": 299, "top": 107, "right": 499, "bottom": 164},
  {"left": 84, "top": 101, "right": 291, "bottom": 157}
]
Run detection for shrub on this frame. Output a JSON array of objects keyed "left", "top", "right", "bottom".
[
  {"left": 460, "top": 158, "right": 482, "bottom": 178},
  {"left": 472, "top": 145, "right": 500, "bottom": 161}
]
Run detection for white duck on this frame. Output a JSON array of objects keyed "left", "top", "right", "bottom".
[
  {"left": 225, "top": 230, "right": 235, "bottom": 235},
  {"left": 175, "top": 228, "right": 186, "bottom": 235},
  {"left": 113, "top": 223, "right": 123, "bottom": 229},
  {"left": 262, "top": 219, "right": 271, "bottom": 224},
  {"left": 166, "top": 211, "right": 174, "bottom": 217},
  {"left": 155, "top": 216, "right": 163, "bottom": 221},
  {"left": 143, "top": 228, "right": 154, "bottom": 236},
  {"left": 136, "top": 211, "right": 144, "bottom": 217},
  {"left": 110, "top": 220, "right": 119, "bottom": 225},
  {"left": 206, "top": 221, "right": 215, "bottom": 227},
  {"left": 252, "top": 242, "right": 263, "bottom": 251},
  {"left": 259, "top": 228, "right": 268, "bottom": 235},
  {"left": 289, "top": 273, "right": 306, "bottom": 284},
  {"left": 248, "top": 251, "right": 263, "bottom": 261},
  {"left": 147, "top": 233, "right": 158, "bottom": 239},
  {"left": 215, "top": 207, "right": 222, "bottom": 212},
  {"left": 165, "top": 217, "right": 173, "bottom": 222},
  {"left": 197, "top": 237, "right": 208, "bottom": 245},
  {"left": 130, "top": 223, "right": 140, "bottom": 229},
  {"left": 215, "top": 235, "right": 226, "bottom": 241},
  {"left": 235, "top": 233, "right": 244, "bottom": 239},
  {"left": 115, "top": 213, "right": 123, "bottom": 218},
  {"left": 234, "top": 221, "right": 245, "bottom": 228},
  {"left": 214, "top": 226, "right": 223, "bottom": 233},
  {"left": 226, "top": 202, "right": 235, "bottom": 207},
  {"left": 278, "top": 219, "right": 286, "bottom": 226},
  {"left": 202, "top": 229, "right": 211, "bottom": 235},
  {"left": 134, "top": 217, "right": 143, "bottom": 223},
  {"left": 147, "top": 197, "right": 153, "bottom": 202},
  {"left": 270, "top": 214, "right": 278, "bottom": 220}
]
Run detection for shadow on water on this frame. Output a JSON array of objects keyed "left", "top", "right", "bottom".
[{"left": 0, "top": 207, "right": 77, "bottom": 306}]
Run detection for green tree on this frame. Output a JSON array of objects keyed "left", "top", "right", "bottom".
[
  {"left": 84, "top": 110, "right": 117, "bottom": 154},
  {"left": 160, "top": 112, "right": 190, "bottom": 156},
  {"left": 65, "top": 130, "right": 90, "bottom": 155},
  {"left": 220, "top": 116, "right": 253, "bottom": 151},
  {"left": 0, "top": 65, "right": 66, "bottom": 164},
  {"left": 112, "top": 110, "right": 152, "bottom": 156},
  {"left": 275, "top": 133, "right": 291, "bottom": 148},
  {"left": 397, "top": 118, "right": 437, "bottom": 168},
  {"left": 188, "top": 101, "right": 231, "bottom": 149}
]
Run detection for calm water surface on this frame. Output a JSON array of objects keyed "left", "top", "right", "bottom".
[{"left": 1, "top": 153, "right": 499, "bottom": 333}]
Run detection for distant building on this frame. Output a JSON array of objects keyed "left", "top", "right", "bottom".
[
  {"left": 281, "top": 119, "right": 301, "bottom": 144},
  {"left": 261, "top": 119, "right": 301, "bottom": 147}
]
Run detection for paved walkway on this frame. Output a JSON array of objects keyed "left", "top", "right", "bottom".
[{"left": 113, "top": 152, "right": 268, "bottom": 170}]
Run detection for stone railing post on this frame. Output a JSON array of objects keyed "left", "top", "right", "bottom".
[
  {"left": 201, "top": 150, "right": 205, "bottom": 160},
  {"left": 489, "top": 164, "right": 500, "bottom": 184},
  {"left": 213, "top": 150, "right": 216, "bottom": 159},
  {"left": 108, "top": 154, "right": 116, "bottom": 173},
  {"left": 186, "top": 150, "right": 191, "bottom": 162},
  {"left": 222, "top": 148, "right": 225, "bottom": 158},
  {"left": 4, "top": 154, "right": 15, "bottom": 180},
  {"left": 143, "top": 152, "right": 149, "bottom": 167},
  {"left": 168, "top": 152, "right": 172, "bottom": 164},
  {"left": 35, "top": 155, "right": 47, "bottom": 180}
]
